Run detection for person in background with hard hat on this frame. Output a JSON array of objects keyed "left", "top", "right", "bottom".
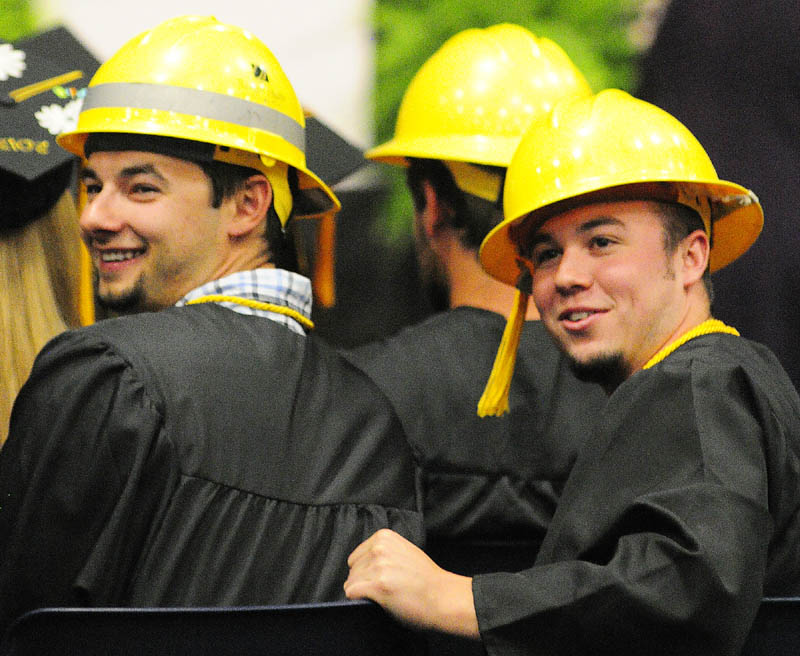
[
  {"left": 0, "top": 26, "right": 99, "bottom": 443},
  {"left": 345, "top": 90, "right": 800, "bottom": 655},
  {"left": 0, "top": 15, "right": 422, "bottom": 634},
  {"left": 344, "top": 25, "right": 606, "bottom": 587}
]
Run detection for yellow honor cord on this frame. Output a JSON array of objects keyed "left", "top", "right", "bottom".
[
  {"left": 477, "top": 288, "right": 528, "bottom": 417},
  {"left": 185, "top": 294, "right": 314, "bottom": 331},
  {"left": 642, "top": 318, "right": 739, "bottom": 370}
]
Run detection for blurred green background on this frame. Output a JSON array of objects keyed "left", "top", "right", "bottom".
[{"left": 0, "top": 0, "right": 36, "bottom": 41}]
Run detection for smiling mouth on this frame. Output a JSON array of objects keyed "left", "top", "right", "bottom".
[
  {"left": 99, "top": 249, "right": 145, "bottom": 263},
  {"left": 560, "top": 310, "right": 601, "bottom": 322},
  {"left": 566, "top": 311, "right": 592, "bottom": 321}
]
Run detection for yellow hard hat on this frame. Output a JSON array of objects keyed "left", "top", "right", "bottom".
[
  {"left": 366, "top": 24, "right": 592, "bottom": 169},
  {"left": 481, "top": 89, "right": 763, "bottom": 286},
  {"left": 57, "top": 15, "right": 339, "bottom": 223},
  {"left": 476, "top": 89, "right": 764, "bottom": 418}
]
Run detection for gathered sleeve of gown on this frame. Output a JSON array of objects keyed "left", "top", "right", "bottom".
[{"left": 0, "top": 330, "right": 169, "bottom": 634}]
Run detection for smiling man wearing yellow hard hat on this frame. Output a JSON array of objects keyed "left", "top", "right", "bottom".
[
  {"left": 345, "top": 90, "right": 800, "bottom": 655},
  {"left": 0, "top": 15, "right": 423, "bottom": 633}
]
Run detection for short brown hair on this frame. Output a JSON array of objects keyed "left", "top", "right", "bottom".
[
  {"left": 406, "top": 158, "right": 504, "bottom": 250},
  {"left": 656, "top": 201, "right": 714, "bottom": 302}
]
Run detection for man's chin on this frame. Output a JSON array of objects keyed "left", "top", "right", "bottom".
[
  {"left": 96, "top": 285, "right": 147, "bottom": 316},
  {"left": 567, "top": 352, "right": 629, "bottom": 391}
]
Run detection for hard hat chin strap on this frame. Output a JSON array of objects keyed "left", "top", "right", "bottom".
[
  {"left": 444, "top": 160, "right": 503, "bottom": 204},
  {"left": 212, "top": 147, "right": 292, "bottom": 227},
  {"left": 263, "top": 161, "right": 291, "bottom": 227}
]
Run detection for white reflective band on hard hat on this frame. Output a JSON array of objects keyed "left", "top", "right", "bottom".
[{"left": 82, "top": 82, "right": 306, "bottom": 152}]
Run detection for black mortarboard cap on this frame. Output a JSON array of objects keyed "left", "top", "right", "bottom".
[
  {"left": 0, "top": 26, "right": 100, "bottom": 230},
  {"left": 304, "top": 113, "right": 366, "bottom": 187}
]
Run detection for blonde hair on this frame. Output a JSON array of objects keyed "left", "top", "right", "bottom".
[{"left": 1, "top": 191, "right": 82, "bottom": 443}]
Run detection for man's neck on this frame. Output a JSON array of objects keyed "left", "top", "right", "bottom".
[{"left": 210, "top": 251, "right": 273, "bottom": 284}]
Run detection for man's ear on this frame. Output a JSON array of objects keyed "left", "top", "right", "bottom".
[
  {"left": 419, "top": 179, "right": 452, "bottom": 239},
  {"left": 680, "top": 229, "right": 710, "bottom": 288},
  {"left": 227, "top": 174, "right": 273, "bottom": 238}
]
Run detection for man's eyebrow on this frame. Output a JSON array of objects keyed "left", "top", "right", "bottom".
[
  {"left": 79, "top": 163, "right": 168, "bottom": 183},
  {"left": 79, "top": 167, "right": 97, "bottom": 182},
  {"left": 528, "top": 215, "right": 626, "bottom": 248},
  {"left": 577, "top": 216, "right": 625, "bottom": 233},
  {"left": 119, "top": 164, "right": 167, "bottom": 182},
  {"left": 528, "top": 232, "right": 555, "bottom": 249}
]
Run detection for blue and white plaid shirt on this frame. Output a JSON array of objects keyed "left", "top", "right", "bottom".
[{"left": 176, "top": 269, "right": 313, "bottom": 336}]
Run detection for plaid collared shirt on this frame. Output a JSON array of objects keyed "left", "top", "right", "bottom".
[{"left": 176, "top": 269, "right": 313, "bottom": 336}]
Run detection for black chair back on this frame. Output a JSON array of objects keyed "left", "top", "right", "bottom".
[
  {"left": 741, "top": 597, "right": 800, "bottom": 655},
  {"left": 0, "top": 600, "right": 426, "bottom": 656}
]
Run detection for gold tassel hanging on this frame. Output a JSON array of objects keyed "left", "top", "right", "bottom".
[
  {"left": 312, "top": 212, "right": 336, "bottom": 307},
  {"left": 76, "top": 181, "right": 95, "bottom": 326},
  {"left": 78, "top": 243, "right": 95, "bottom": 325},
  {"left": 477, "top": 286, "right": 529, "bottom": 417}
]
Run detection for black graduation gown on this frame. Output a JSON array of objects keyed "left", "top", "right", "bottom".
[
  {"left": 473, "top": 333, "right": 800, "bottom": 656},
  {"left": 346, "top": 308, "right": 607, "bottom": 574},
  {"left": 0, "top": 304, "right": 423, "bottom": 634}
]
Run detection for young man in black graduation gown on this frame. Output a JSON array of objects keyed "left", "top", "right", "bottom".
[
  {"left": 345, "top": 25, "right": 606, "bottom": 581},
  {"left": 343, "top": 90, "right": 800, "bottom": 655},
  {"left": 0, "top": 16, "right": 422, "bottom": 636}
]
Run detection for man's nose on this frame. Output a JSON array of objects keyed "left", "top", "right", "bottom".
[
  {"left": 553, "top": 246, "right": 592, "bottom": 294},
  {"left": 79, "top": 190, "right": 125, "bottom": 237}
]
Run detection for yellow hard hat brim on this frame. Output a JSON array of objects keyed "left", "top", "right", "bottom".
[{"left": 365, "top": 134, "right": 522, "bottom": 168}]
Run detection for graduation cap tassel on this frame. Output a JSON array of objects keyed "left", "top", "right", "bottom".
[
  {"left": 76, "top": 183, "right": 95, "bottom": 325},
  {"left": 477, "top": 286, "right": 529, "bottom": 417},
  {"left": 78, "top": 243, "right": 95, "bottom": 325},
  {"left": 312, "top": 212, "right": 336, "bottom": 307}
]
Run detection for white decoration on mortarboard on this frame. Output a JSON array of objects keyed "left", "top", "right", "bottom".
[
  {"left": 35, "top": 98, "right": 84, "bottom": 135},
  {"left": 0, "top": 44, "right": 26, "bottom": 82}
]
